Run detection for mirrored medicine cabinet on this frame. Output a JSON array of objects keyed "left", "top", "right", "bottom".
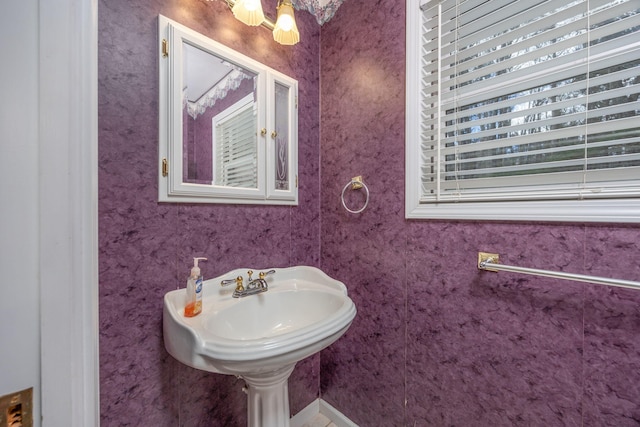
[{"left": 158, "top": 15, "right": 298, "bottom": 204}]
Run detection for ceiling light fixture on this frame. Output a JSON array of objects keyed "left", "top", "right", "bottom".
[{"left": 226, "top": 0, "right": 300, "bottom": 46}]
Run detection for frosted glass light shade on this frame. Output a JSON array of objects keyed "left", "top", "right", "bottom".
[
  {"left": 232, "top": 0, "right": 265, "bottom": 26},
  {"left": 273, "top": 0, "right": 299, "bottom": 45}
]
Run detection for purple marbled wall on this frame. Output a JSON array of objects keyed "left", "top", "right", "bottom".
[
  {"left": 98, "top": 0, "right": 320, "bottom": 425},
  {"left": 98, "top": 0, "right": 640, "bottom": 425},
  {"left": 319, "top": 0, "right": 640, "bottom": 426}
]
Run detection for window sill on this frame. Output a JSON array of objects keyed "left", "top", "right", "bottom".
[{"left": 406, "top": 198, "right": 640, "bottom": 223}]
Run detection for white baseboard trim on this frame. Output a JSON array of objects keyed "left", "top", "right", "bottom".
[
  {"left": 290, "top": 399, "right": 320, "bottom": 427},
  {"left": 290, "top": 398, "right": 358, "bottom": 427},
  {"left": 319, "top": 399, "right": 359, "bottom": 427}
]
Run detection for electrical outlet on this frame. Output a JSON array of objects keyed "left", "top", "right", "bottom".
[{"left": 0, "top": 388, "right": 32, "bottom": 427}]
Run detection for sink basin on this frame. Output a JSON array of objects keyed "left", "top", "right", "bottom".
[
  {"left": 163, "top": 266, "right": 356, "bottom": 427},
  {"left": 163, "top": 265, "right": 356, "bottom": 375}
]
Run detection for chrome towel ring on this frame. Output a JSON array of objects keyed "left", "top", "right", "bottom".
[{"left": 341, "top": 176, "right": 370, "bottom": 214}]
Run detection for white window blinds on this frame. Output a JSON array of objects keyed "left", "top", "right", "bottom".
[
  {"left": 213, "top": 96, "right": 258, "bottom": 188},
  {"left": 417, "top": 0, "right": 640, "bottom": 205}
]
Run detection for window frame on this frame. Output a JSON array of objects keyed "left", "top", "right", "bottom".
[{"left": 405, "top": 0, "right": 640, "bottom": 223}]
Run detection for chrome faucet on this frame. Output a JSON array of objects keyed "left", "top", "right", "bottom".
[{"left": 221, "top": 269, "right": 275, "bottom": 298}]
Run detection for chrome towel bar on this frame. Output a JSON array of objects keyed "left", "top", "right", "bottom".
[{"left": 478, "top": 252, "right": 640, "bottom": 291}]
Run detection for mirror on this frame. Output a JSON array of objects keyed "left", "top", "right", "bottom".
[
  {"left": 158, "top": 15, "right": 298, "bottom": 204},
  {"left": 182, "top": 43, "right": 257, "bottom": 188}
]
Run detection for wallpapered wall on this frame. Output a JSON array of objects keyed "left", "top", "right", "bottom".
[
  {"left": 319, "top": 0, "right": 640, "bottom": 425},
  {"left": 98, "top": 0, "right": 320, "bottom": 425},
  {"left": 99, "top": 0, "right": 640, "bottom": 425}
]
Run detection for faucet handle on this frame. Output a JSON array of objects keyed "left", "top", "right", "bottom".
[
  {"left": 220, "top": 278, "right": 235, "bottom": 287},
  {"left": 259, "top": 269, "right": 276, "bottom": 279},
  {"left": 235, "top": 276, "right": 244, "bottom": 292}
]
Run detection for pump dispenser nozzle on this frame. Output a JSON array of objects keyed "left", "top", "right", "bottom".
[{"left": 191, "top": 257, "right": 207, "bottom": 278}]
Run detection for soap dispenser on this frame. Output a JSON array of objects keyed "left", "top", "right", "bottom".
[{"left": 185, "top": 257, "right": 207, "bottom": 317}]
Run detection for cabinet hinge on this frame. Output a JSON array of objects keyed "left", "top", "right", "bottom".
[
  {"left": 162, "top": 158, "right": 169, "bottom": 177},
  {"left": 162, "top": 39, "right": 169, "bottom": 58},
  {"left": 295, "top": 95, "right": 298, "bottom": 109},
  {"left": 296, "top": 174, "right": 298, "bottom": 188}
]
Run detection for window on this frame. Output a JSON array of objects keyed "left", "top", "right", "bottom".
[{"left": 406, "top": 0, "right": 640, "bottom": 222}]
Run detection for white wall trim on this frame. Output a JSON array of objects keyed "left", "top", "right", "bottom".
[
  {"left": 39, "top": 0, "right": 100, "bottom": 425},
  {"left": 319, "top": 399, "right": 359, "bottom": 427},
  {"left": 289, "top": 399, "right": 320, "bottom": 427},
  {"left": 290, "top": 399, "right": 359, "bottom": 427}
]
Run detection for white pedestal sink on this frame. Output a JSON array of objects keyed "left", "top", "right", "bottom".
[{"left": 163, "top": 266, "right": 356, "bottom": 427}]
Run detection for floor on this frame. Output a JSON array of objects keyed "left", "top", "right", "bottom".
[{"left": 301, "top": 413, "right": 337, "bottom": 427}]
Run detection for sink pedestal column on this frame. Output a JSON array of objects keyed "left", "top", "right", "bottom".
[{"left": 242, "top": 364, "right": 296, "bottom": 427}]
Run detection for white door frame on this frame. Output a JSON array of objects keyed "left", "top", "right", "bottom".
[{"left": 39, "top": 0, "right": 100, "bottom": 425}]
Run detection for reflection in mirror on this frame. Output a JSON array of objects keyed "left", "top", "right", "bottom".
[
  {"left": 274, "top": 82, "right": 289, "bottom": 190},
  {"left": 182, "top": 42, "right": 258, "bottom": 188}
]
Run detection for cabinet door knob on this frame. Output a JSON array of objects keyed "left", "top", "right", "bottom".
[{"left": 271, "top": 130, "right": 278, "bottom": 139}]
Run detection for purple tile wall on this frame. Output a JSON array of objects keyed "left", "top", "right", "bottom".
[
  {"left": 98, "top": 0, "right": 320, "bottom": 425},
  {"left": 319, "top": 0, "right": 640, "bottom": 426},
  {"left": 99, "top": 0, "right": 640, "bottom": 425}
]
